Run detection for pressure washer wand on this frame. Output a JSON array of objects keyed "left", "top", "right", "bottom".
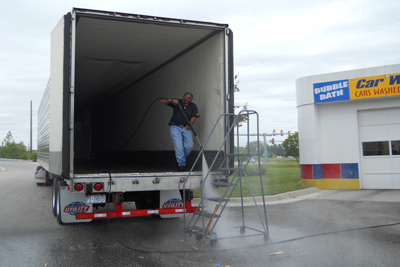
[{"left": 177, "top": 102, "right": 202, "bottom": 148}]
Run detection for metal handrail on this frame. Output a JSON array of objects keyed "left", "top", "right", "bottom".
[{"left": 182, "top": 110, "right": 269, "bottom": 243}]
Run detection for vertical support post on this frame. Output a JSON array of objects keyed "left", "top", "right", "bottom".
[
  {"left": 113, "top": 192, "right": 123, "bottom": 217},
  {"left": 263, "top": 134, "right": 268, "bottom": 163},
  {"left": 184, "top": 190, "right": 192, "bottom": 212},
  {"left": 30, "top": 100, "right": 32, "bottom": 154}
]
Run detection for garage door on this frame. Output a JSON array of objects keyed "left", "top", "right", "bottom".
[{"left": 359, "top": 107, "right": 400, "bottom": 189}]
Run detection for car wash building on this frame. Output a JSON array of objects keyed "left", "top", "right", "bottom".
[{"left": 296, "top": 64, "right": 400, "bottom": 190}]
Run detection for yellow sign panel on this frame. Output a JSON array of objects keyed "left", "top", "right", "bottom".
[{"left": 349, "top": 74, "right": 400, "bottom": 100}]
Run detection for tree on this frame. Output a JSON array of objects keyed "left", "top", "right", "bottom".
[
  {"left": 268, "top": 143, "right": 283, "bottom": 157},
  {"left": 282, "top": 132, "right": 299, "bottom": 164},
  {"left": 233, "top": 73, "right": 248, "bottom": 127},
  {"left": 2, "top": 131, "right": 13, "bottom": 146},
  {"left": 0, "top": 131, "right": 30, "bottom": 160}
]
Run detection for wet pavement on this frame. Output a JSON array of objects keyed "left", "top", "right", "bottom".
[{"left": 1, "top": 160, "right": 400, "bottom": 266}]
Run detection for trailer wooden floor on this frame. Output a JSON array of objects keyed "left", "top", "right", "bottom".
[{"left": 74, "top": 150, "right": 221, "bottom": 174}]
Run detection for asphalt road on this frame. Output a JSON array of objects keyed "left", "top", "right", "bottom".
[{"left": 1, "top": 160, "right": 400, "bottom": 267}]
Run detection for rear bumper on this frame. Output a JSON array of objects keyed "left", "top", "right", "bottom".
[
  {"left": 76, "top": 206, "right": 198, "bottom": 220},
  {"left": 70, "top": 172, "right": 203, "bottom": 192}
]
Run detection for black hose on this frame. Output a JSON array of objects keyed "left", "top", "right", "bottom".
[
  {"left": 102, "top": 173, "right": 400, "bottom": 254},
  {"left": 105, "top": 98, "right": 400, "bottom": 254},
  {"left": 117, "top": 97, "right": 165, "bottom": 151}
]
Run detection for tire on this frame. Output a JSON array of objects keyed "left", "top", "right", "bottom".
[
  {"left": 46, "top": 174, "right": 54, "bottom": 186},
  {"left": 52, "top": 178, "right": 58, "bottom": 217},
  {"left": 56, "top": 180, "right": 64, "bottom": 225},
  {"left": 240, "top": 227, "right": 246, "bottom": 235},
  {"left": 196, "top": 234, "right": 203, "bottom": 242},
  {"left": 264, "top": 234, "right": 269, "bottom": 243},
  {"left": 36, "top": 183, "right": 45, "bottom": 186}
]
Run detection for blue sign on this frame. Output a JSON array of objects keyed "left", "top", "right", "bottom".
[{"left": 313, "top": 79, "right": 350, "bottom": 103}]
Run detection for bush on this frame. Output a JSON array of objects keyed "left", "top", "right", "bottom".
[{"left": 30, "top": 151, "right": 37, "bottom": 162}]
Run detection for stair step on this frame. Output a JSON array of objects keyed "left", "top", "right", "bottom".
[
  {"left": 211, "top": 181, "right": 235, "bottom": 187},
  {"left": 186, "top": 226, "right": 203, "bottom": 233},
  {"left": 206, "top": 197, "right": 229, "bottom": 202},
  {"left": 194, "top": 211, "right": 221, "bottom": 218}
]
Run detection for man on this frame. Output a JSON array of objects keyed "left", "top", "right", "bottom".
[{"left": 161, "top": 92, "right": 199, "bottom": 171}]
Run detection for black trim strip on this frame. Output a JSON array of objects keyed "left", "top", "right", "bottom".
[
  {"left": 227, "top": 29, "right": 235, "bottom": 160},
  {"left": 74, "top": 7, "right": 229, "bottom": 29},
  {"left": 62, "top": 13, "right": 72, "bottom": 179}
]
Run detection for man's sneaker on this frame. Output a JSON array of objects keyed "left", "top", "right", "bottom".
[{"left": 178, "top": 166, "right": 185, "bottom": 171}]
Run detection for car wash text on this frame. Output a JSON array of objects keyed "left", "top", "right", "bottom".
[{"left": 313, "top": 73, "right": 400, "bottom": 104}]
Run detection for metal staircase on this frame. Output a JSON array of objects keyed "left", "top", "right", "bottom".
[{"left": 182, "top": 110, "right": 269, "bottom": 246}]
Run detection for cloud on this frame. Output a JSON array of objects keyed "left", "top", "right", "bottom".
[{"left": 1, "top": 0, "right": 400, "bottom": 148}]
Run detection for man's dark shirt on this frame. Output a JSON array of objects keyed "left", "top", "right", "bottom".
[{"left": 168, "top": 99, "right": 199, "bottom": 125}]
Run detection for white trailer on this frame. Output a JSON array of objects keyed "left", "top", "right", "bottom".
[{"left": 37, "top": 8, "right": 234, "bottom": 224}]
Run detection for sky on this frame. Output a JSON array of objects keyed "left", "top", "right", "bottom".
[{"left": 1, "top": 0, "right": 400, "bottom": 149}]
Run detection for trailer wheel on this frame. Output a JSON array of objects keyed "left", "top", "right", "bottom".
[
  {"left": 263, "top": 234, "right": 270, "bottom": 243},
  {"left": 56, "top": 180, "right": 64, "bottom": 225},
  {"left": 46, "top": 174, "right": 54, "bottom": 186},
  {"left": 52, "top": 178, "right": 58, "bottom": 217},
  {"left": 196, "top": 234, "right": 203, "bottom": 242},
  {"left": 240, "top": 227, "right": 246, "bottom": 235},
  {"left": 210, "top": 240, "right": 217, "bottom": 247}
]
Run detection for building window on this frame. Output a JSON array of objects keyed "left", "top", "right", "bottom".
[
  {"left": 392, "top": 140, "right": 400, "bottom": 155},
  {"left": 362, "top": 141, "right": 390, "bottom": 156}
]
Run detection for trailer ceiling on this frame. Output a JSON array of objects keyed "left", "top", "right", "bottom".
[{"left": 74, "top": 14, "right": 225, "bottom": 112}]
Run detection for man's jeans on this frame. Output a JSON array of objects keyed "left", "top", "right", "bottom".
[{"left": 170, "top": 126, "right": 193, "bottom": 166}]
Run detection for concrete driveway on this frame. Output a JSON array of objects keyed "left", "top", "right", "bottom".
[{"left": 1, "top": 159, "right": 400, "bottom": 267}]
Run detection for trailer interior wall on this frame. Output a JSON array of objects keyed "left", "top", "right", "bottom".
[
  {"left": 72, "top": 13, "right": 228, "bottom": 173},
  {"left": 90, "top": 33, "right": 226, "bottom": 152}
]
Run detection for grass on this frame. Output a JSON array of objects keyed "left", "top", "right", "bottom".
[{"left": 194, "top": 157, "right": 308, "bottom": 197}]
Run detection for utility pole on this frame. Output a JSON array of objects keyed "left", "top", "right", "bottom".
[
  {"left": 30, "top": 100, "right": 32, "bottom": 154},
  {"left": 262, "top": 134, "right": 268, "bottom": 163}
]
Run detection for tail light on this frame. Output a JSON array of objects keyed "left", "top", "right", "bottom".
[
  {"left": 74, "top": 183, "right": 84, "bottom": 191},
  {"left": 94, "top": 183, "right": 104, "bottom": 191}
]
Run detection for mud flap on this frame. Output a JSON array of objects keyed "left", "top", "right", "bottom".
[
  {"left": 59, "top": 185, "right": 93, "bottom": 223},
  {"left": 160, "top": 190, "right": 184, "bottom": 218}
]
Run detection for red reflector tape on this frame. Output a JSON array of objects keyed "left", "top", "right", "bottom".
[{"left": 76, "top": 207, "right": 198, "bottom": 220}]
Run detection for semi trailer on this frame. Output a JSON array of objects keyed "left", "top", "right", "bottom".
[{"left": 37, "top": 8, "right": 234, "bottom": 224}]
